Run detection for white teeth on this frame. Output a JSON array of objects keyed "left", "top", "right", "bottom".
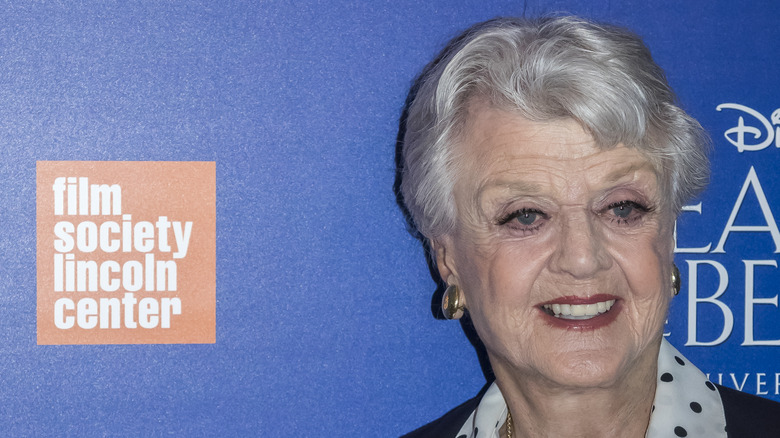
[{"left": 543, "top": 299, "right": 616, "bottom": 320}]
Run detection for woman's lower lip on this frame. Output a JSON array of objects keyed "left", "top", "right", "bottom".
[{"left": 540, "top": 300, "right": 621, "bottom": 331}]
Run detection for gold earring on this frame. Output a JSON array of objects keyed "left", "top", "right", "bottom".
[
  {"left": 671, "top": 264, "right": 681, "bottom": 296},
  {"left": 442, "top": 284, "right": 465, "bottom": 320}
]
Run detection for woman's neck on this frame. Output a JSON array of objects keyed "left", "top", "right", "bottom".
[{"left": 493, "top": 355, "right": 658, "bottom": 438}]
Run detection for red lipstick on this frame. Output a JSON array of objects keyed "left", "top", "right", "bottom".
[{"left": 538, "top": 295, "right": 621, "bottom": 331}]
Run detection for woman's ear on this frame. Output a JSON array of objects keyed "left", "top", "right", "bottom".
[
  {"left": 431, "top": 237, "right": 468, "bottom": 313},
  {"left": 431, "top": 237, "right": 458, "bottom": 286}
]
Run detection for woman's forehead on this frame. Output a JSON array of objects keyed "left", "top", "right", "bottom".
[
  {"left": 456, "top": 106, "right": 658, "bottom": 194},
  {"left": 462, "top": 104, "right": 607, "bottom": 158}
]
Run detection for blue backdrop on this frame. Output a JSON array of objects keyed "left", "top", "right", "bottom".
[{"left": 2, "top": 0, "right": 779, "bottom": 436}]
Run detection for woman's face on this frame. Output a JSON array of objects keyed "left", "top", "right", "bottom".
[{"left": 435, "top": 104, "right": 675, "bottom": 390}]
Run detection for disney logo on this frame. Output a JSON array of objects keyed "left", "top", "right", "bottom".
[{"left": 716, "top": 103, "right": 780, "bottom": 152}]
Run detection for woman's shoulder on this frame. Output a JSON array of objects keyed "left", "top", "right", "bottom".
[
  {"left": 716, "top": 384, "right": 780, "bottom": 437},
  {"left": 400, "top": 384, "right": 491, "bottom": 438}
]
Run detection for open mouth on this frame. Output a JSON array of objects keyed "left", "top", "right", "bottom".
[{"left": 542, "top": 299, "right": 616, "bottom": 320}]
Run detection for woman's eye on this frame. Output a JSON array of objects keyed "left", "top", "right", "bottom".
[
  {"left": 515, "top": 211, "right": 538, "bottom": 225},
  {"left": 497, "top": 208, "right": 547, "bottom": 234},
  {"left": 611, "top": 203, "right": 634, "bottom": 219},
  {"left": 605, "top": 200, "right": 652, "bottom": 224}
]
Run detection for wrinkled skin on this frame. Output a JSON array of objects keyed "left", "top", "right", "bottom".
[{"left": 434, "top": 103, "right": 675, "bottom": 436}]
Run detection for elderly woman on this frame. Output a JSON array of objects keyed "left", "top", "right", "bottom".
[{"left": 397, "top": 16, "right": 780, "bottom": 438}]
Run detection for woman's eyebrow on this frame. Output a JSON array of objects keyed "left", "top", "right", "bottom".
[
  {"left": 476, "top": 179, "right": 543, "bottom": 202},
  {"left": 603, "top": 161, "right": 657, "bottom": 183},
  {"left": 474, "top": 180, "right": 544, "bottom": 216}
]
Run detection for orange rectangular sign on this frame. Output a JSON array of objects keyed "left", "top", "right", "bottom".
[{"left": 36, "top": 161, "right": 216, "bottom": 344}]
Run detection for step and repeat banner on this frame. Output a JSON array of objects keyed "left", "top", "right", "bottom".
[
  {"left": 1, "top": 0, "right": 778, "bottom": 436},
  {"left": 673, "top": 103, "right": 780, "bottom": 394}
]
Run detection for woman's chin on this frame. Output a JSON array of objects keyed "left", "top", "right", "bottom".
[
  {"left": 521, "top": 336, "right": 658, "bottom": 392},
  {"left": 539, "top": 355, "right": 629, "bottom": 390}
]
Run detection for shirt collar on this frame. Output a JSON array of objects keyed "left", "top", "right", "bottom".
[{"left": 455, "top": 339, "right": 727, "bottom": 438}]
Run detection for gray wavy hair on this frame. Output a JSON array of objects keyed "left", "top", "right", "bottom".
[{"left": 398, "top": 16, "right": 710, "bottom": 240}]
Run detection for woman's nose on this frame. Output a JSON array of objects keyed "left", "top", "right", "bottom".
[{"left": 548, "top": 210, "right": 612, "bottom": 278}]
